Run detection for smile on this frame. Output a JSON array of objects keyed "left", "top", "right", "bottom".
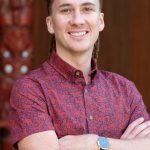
[{"left": 68, "top": 31, "right": 88, "bottom": 37}]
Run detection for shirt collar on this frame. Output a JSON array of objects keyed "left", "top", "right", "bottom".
[{"left": 48, "top": 50, "right": 98, "bottom": 82}]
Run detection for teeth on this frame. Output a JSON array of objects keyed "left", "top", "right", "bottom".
[{"left": 70, "top": 31, "right": 87, "bottom": 36}]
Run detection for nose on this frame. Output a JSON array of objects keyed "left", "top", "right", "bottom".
[{"left": 70, "top": 11, "right": 85, "bottom": 26}]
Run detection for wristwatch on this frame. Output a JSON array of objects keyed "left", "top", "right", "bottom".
[{"left": 97, "top": 137, "right": 110, "bottom": 150}]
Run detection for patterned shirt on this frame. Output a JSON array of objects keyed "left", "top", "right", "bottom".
[{"left": 10, "top": 51, "right": 150, "bottom": 147}]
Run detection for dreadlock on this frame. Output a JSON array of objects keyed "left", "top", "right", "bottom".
[
  {"left": 93, "top": 37, "right": 100, "bottom": 59},
  {"left": 49, "top": 35, "right": 55, "bottom": 56}
]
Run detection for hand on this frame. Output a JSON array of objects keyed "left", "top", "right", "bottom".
[
  {"left": 121, "top": 117, "right": 150, "bottom": 139},
  {"left": 59, "top": 134, "right": 98, "bottom": 150}
]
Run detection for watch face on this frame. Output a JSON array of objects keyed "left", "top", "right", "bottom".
[{"left": 99, "top": 137, "right": 109, "bottom": 150}]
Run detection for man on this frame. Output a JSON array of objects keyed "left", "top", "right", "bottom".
[{"left": 10, "top": 0, "right": 150, "bottom": 149}]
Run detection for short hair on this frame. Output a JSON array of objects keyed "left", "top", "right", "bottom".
[
  {"left": 47, "top": 0, "right": 103, "bottom": 15},
  {"left": 46, "top": 0, "right": 103, "bottom": 59}
]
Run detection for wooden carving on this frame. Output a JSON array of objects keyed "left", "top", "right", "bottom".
[{"left": 0, "top": 0, "right": 33, "bottom": 149}]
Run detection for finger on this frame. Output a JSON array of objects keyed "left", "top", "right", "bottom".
[
  {"left": 136, "top": 125, "right": 150, "bottom": 138},
  {"left": 121, "top": 117, "right": 144, "bottom": 139},
  {"left": 126, "top": 121, "right": 150, "bottom": 139}
]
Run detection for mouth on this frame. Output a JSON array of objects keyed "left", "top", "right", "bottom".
[{"left": 68, "top": 31, "right": 89, "bottom": 37}]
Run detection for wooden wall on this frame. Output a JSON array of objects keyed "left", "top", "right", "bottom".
[
  {"left": 100, "top": 0, "right": 150, "bottom": 112},
  {"left": 33, "top": 0, "right": 150, "bottom": 112}
]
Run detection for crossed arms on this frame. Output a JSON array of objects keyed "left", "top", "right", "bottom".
[{"left": 18, "top": 117, "right": 150, "bottom": 150}]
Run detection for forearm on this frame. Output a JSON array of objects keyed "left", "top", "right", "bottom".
[
  {"left": 18, "top": 131, "right": 60, "bottom": 150},
  {"left": 59, "top": 134, "right": 98, "bottom": 150},
  {"left": 59, "top": 135, "right": 150, "bottom": 150},
  {"left": 59, "top": 117, "right": 150, "bottom": 150},
  {"left": 109, "top": 137, "right": 150, "bottom": 150}
]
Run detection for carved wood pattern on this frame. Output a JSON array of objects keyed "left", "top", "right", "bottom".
[{"left": 0, "top": 0, "right": 33, "bottom": 149}]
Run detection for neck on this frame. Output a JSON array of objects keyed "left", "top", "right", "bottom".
[{"left": 56, "top": 49, "right": 93, "bottom": 84}]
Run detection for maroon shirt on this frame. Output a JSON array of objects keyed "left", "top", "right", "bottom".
[{"left": 10, "top": 51, "right": 150, "bottom": 147}]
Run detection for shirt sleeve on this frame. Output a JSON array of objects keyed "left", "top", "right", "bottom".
[
  {"left": 128, "top": 82, "right": 150, "bottom": 123},
  {"left": 9, "top": 77, "right": 54, "bottom": 148}
]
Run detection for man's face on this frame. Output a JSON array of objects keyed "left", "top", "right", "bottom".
[{"left": 46, "top": 0, "right": 104, "bottom": 55}]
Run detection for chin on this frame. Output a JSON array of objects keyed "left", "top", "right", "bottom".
[
  {"left": 70, "top": 49, "right": 90, "bottom": 55},
  {"left": 69, "top": 45, "right": 91, "bottom": 52}
]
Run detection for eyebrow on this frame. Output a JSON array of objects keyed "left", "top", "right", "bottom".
[
  {"left": 81, "top": 2, "right": 96, "bottom": 7},
  {"left": 58, "top": 2, "right": 96, "bottom": 8}
]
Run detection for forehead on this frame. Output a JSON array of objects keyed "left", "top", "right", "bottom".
[{"left": 52, "top": 0, "right": 100, "bottom": 7}]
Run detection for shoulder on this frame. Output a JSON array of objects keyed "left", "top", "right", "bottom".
[
  {"left": 97, "top": 70, "right": 132, "bottom": 85},
  {"left": 14, "top": 60, "right": 53, "bottom": 88},
  {"left": 11, "top": 61, "right": 50, "bottom": 98},
  {"left": 10, "top": 63, "right": 50, "bottom": 110},
  {"left": 96, "top": 70, "right": 138, "bottom": 96}
]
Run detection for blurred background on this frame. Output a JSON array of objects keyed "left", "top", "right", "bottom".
[{"left": 0, "top": 0, "right": 150, "bottom": 149}]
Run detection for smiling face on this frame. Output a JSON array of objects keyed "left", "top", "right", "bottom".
[{"left": 46, "top": 0, "right": 104, "bottom": 57}]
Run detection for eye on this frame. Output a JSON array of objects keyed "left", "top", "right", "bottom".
[
  {"left": 2, "top": 50, "right": 11, "bottom": 58},
  {"left": 22, "top": 50, "right": 30, "bottom": 58},
  {"left": 60, "top": 8, "right": 72, "bottom": 14},
  {"left": 4, "top": 64, "right": 13, "bottom": 74},
  {"left": 83, "top": 7, "right": 94, "bottom": 13},
  {"left": 20, "top": 65, "right": 29, "bottom": 74}
]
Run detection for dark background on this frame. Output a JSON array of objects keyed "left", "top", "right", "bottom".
[{"left": 33, "top": 0, "right": 150, "bottom": 112}]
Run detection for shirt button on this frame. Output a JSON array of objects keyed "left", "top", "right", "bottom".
[
  {"left": 89, "top": 115, "right": 93, "bottom": 120},
  {"left": 75, "top": 70, "right": 80, "bottom": 76},
  {"left": 85, "top": 89, "right": 88, "bottom": 93}
]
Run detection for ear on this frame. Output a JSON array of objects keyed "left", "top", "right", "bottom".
[
  {"left": 46, "top": 16, "right": 55, "bottom": 34},
  {"left": 99, "top": 13, "right": 105, "bottom": 32}
]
